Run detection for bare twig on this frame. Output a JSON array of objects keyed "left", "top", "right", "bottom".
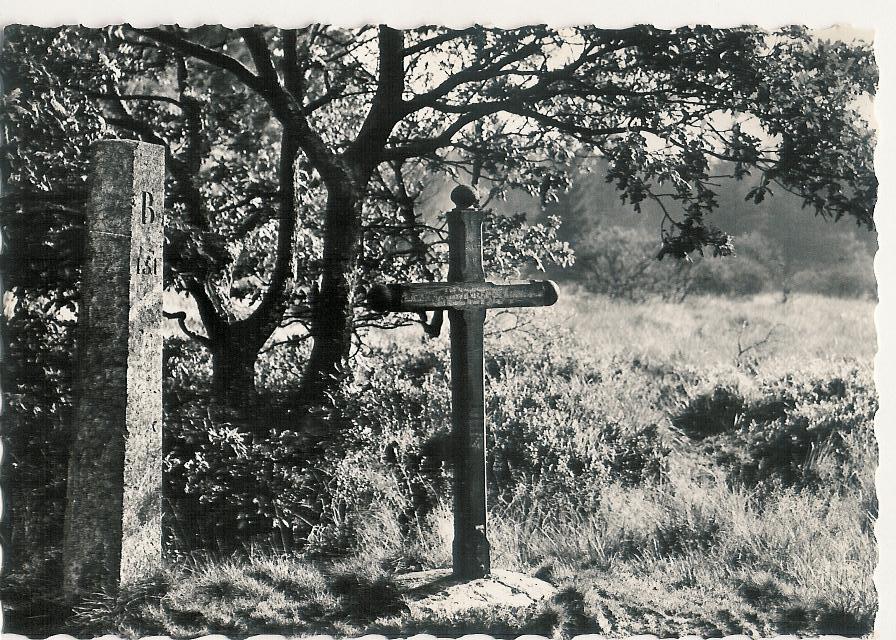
[
  {"left": 163, "top": 310, "right": 211, "bottom": 346},
  {"left": 735, "top": 321, "right": 780, "bottom": 367}
]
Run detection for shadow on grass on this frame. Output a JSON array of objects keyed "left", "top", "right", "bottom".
[
  {"left": 1, "top": 556, "right": 72, "bottom": 637},
  {"left": 2, "top": 559, "right": 876, "bottom": 639},
  {"left": 328, "top": 572, "right": 410, "bottom": 624}
]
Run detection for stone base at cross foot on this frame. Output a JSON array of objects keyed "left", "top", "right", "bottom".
[{"left": 392, "top": 568, "right": 556, "bottom": 619}]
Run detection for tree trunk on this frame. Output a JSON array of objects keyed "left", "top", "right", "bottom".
[
  {"left": 188, "top": 127, "right": 300, "bottom": 433},
  {"left": 203, "top": 321, "right": 266, "bottom": 433},
  {"left": 301, "top": 179, "right": 364, "bottom": 407},
  {"left": 210, "top": 338, "right": 257, "bottom": 413},
  {"left": 293, "top": 28, "right": 405, "bottom": 411}
]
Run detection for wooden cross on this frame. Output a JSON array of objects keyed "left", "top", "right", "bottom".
[{"left": 368, "top": 185, "right": 559, "bottom": 579}]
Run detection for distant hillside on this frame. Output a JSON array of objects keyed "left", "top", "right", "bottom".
[{"left": 542, "top": 159, "right": 877, "bottom": 298}]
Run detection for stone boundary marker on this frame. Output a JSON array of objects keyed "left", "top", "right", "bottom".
[
  {"left": 61, "top": 140, "right": 165, "bottom": 600},
  {"left": 0, "top": 633, "right": 865, "bottom": 639}
]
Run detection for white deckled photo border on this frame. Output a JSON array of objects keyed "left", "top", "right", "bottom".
[{"left": 0, "top": 1, "right": 891, "bottom": 639}]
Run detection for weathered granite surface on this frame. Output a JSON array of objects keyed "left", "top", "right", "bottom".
[{"left": 62, "top": 140, "right": 165, "bottom": 599}]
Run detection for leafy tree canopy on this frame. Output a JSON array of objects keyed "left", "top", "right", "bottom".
[{"left": 0, "top": 24, "right": 878, "bottom": 409}]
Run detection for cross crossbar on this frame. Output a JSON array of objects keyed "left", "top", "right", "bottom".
[{"left": 368, "top": 280, "right": 559, "bottom": 313}]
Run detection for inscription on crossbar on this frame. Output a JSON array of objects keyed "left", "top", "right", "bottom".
[
  {"left": 369, "top": 280, "right": 558, "bottom": 312},
  {"left": 367, "top": 185, "right": 559, "bottom": 580}
]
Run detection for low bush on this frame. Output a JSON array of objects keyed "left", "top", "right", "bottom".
[
  {"left": 674, "top": 366, "right": 877, "bottom": 501},
  {"left": 162, "top": 322, "right": 677, "bottom": 559}
]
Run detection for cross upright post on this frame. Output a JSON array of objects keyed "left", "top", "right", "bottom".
[
  {"left": 446, "top": 193, "right": 489, "bottom": 579},
  {"left": 368, "top": 185, "right": 559, "bottom": 580}
]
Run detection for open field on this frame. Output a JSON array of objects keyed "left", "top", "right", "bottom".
[
  {"left": 551, "top": 289, "right": 876, "bottom": 371},
  {"left": 9, "top": 291, "right": 878, "bottom": 638},
  {"left": 164, "top": 287, "right": 877, "bottom": 373}
]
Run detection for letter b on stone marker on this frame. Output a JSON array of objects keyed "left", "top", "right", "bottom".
[{"left": 142, "top": 191, "right": 156, "bottom": 224}]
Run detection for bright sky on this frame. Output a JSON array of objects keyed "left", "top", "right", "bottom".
[{"left": 816, "top": 24, "right": 874, "bottom": 43}]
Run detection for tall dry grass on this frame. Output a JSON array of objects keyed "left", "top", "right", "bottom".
[{"left": 74, "top": 291, "right": 876, "bottom": 638}]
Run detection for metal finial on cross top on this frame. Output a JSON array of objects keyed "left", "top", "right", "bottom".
[{"left": 368, "top": 184, "right": 559, "bottom": 580}]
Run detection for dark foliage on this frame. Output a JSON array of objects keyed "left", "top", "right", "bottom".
[{"left": 675, "top": 370, "right": 877, "bottom": 497}]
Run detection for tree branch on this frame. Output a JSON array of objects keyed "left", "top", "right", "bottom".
[
  {"left": 238, "top": 27, "right": 280, "bottom": 86},
  {"left": 132, "top": 26, "right": 266, "bottom": 95},
  {"left": 303, "top": 84, "right": 352, "bottom": 114},
  {"left": 164, "top": 310, "right": 211, "bottom": 346},
  {"left": 404, "top": 39, "right": 542, "bottom": 112},
  {"left": 403, "top": 28, "right": 476, "bottom": 57},
  {"left": 247, "top": 125, "right": 299, "bottom": 336},
  {"left": 379, "top": 106, "right": 500, "bottom": 161},
  {"left": 103, "top": 101, "right": 170, "bottom": 148},
  {"left": 347, "top": 26, "right": 406, "bottom": 173},
  {"left": 89, "top": 92, "right": 182, "bottom": 107},
  {"left": 282, "top": 28, "right": 302, "bottom": 98}
]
